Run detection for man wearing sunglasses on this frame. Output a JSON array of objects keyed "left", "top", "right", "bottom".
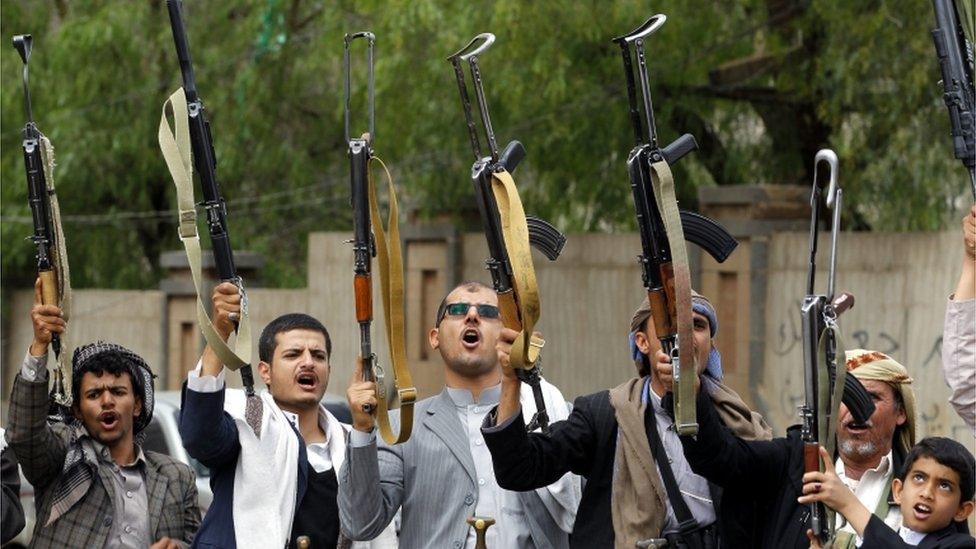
[{"left": 340, "top": 281, "right": 581, "bottom": 549}]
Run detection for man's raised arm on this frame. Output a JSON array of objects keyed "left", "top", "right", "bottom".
[
  {"left": 178, "top": 282, "right": 242, "bottom": 468},
  {"left": 339, "top": 358, "right": 405, "bottom": 540},
  {"left": 6, "top": 278, "right": 68, "bottom": 489}
]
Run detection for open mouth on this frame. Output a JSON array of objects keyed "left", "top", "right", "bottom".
[
  {"left": 296, "top": 371, "right": 318, "bottom": 391},
  {"left": 913, "top": 503, "right": 932, "bottom": 521},
  {"left": 844, "top": 420, "right": 871, "bottom": 435},
  {"left": 461, "top": 328, "right": 481, "bottom": 350},
  {"left": 98, "top": 411, "right": 119, "bottom": 431}
]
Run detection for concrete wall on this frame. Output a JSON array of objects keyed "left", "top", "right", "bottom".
[
  {"left": 2, "top": 229, "right": 969, "bottom": 441},
  {"left": 759, "top": 231, "right": 968, "bottom": 440}
]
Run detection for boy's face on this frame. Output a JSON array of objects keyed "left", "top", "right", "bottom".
[{"left": 893, "top": 456, "right": 975, "bottom": 533}]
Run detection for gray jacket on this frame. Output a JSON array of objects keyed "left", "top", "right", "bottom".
[{"left": 338, "top": 389, "right": 571, "bottom": 549}]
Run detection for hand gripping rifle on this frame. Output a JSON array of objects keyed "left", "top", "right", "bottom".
[
  {"left": 931, "top": 0, "right": 976, "bottom": 197},
  {"left": 159, "top": 0, "right": 261, "bottom": 431},
  {"left": 13, "top": 34, "right": 73, "bottom": 422},
  {"left": 448, "top": 34, "right": 567, "bottom": 435},
  {"left": 346, "top": 31, "right": 417, "bottom": 445},
  {"left": 613, "top": 15, "right": 738, "bottom": 436},
  {"left": 800, "top": 150, "right": 876, "bottom": 543}
]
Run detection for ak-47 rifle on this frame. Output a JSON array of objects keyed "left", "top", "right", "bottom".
[
  {"left": 799, "top": 150, "right": 876, "bottom": 543},
  {"left": 13, "top": 34, "right": 72, "bottom": 422},
  {"left": 163, "top": 0, "right": 256, "bottom": 400},
  {"left": 448, "top": 34, "right": 567, "bottom": 435},
  {"left": 931, "top": 0, "right": 975, "bottom": 197},
  {"left": 346, "top": 31, "right": 416, "bottom": 445},
  {"left": 613, "top": 15, "right": 738, "bottom": 436}
]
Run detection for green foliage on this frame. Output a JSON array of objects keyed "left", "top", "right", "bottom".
[{"left": 1, "top": 0, "right": 968, "bottom": 290}]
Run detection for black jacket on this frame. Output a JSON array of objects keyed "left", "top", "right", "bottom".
[
  {"left": 483, "top": 390, "right": 618, "bottom": 548},
  {"left": 482, "top": 388, "right": 757, "bottom": 548},
  {"left": 861, "top": 514, "right": 974, "bottom": 548},
  {"left": 679, "top": 389, "right": 914, "bottom": 548},
  {"left": 1, "top": 446, "right": 25, "bottom": 545}
]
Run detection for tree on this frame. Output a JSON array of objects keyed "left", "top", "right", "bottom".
[{"left": 2, "top": 0, "right": 967, "bottom": 291}]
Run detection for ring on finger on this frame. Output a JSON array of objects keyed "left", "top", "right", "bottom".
[{"left": 228, "top": 312, "right": 240, "bottom": 323}]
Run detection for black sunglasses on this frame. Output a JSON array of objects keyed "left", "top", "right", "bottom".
[{"left": 438, "top": 302, "right": 501, "bottom": 324}]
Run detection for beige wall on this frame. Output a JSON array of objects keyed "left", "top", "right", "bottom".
[
  {"left": 759, "top": 231, "right": 969, "bottom": 440},
  {"left": 2, "top": 229, "right": 969, "bottom": 442}
]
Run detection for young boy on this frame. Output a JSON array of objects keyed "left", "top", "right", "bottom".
[{"left": 800, "top": 437, "right": 975, "bottom": 548}]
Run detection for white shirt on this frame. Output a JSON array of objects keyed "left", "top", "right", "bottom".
[
  {"left": 447, "top": 384, "right": 534, "bottom": 549},
  {"left": 834, "top": 451, "right": 903, "bottom": 546},
  {"left": 898, "top": 526, "right": 927, "bottom": 546}
]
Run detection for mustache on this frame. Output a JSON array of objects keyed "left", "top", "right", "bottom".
[{"left": 845, "top": 419, "right": 873, "bottom": 429}]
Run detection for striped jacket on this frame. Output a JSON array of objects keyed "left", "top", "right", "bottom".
[{"left": 6, "top": 373, "right": 200, "bottom": 548}]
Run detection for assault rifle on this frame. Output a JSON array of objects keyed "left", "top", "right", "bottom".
[
  {"left": 448, "top": 33, "right": 567, "bottom": 435},
  {"left": 13, "top": 34, "right": 71, "bottom": 421},
  {"left": 800, "top": 150, "right": 875, "bottom": 543},
  {"left": 931, "top": 0, "right": 975, "bottom": 197},
  {"left": 348, "top": 31, "right": 377, "bottom": 413},
  {"left": 166, "top": 0, "right": 256, "bottom": 398},
  {"left": 346, "top": 31, "right": 416, "bottom": 445},
  {"left": 614, "top": 15, "right": 738, "bottom": 436}
]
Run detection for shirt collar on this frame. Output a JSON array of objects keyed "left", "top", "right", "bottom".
[
  {"left": 281, "top": 406, "right": 331, "bottom": 445},
  {"left": 446, "top": 383, "right": 502, "bottom": 407},
  {"left": 836, "top": 450, "right": 893, "bottom": 480},
  {"left": 89, "top": 436, "right": 146, "bottom": 469}
]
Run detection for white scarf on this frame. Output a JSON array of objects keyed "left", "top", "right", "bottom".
[
  {"left": 224, "top": 389, "right": 349, "bottom": 547},
  {"left": 520, "top": 379, "right": 581, "bottom": 534}
]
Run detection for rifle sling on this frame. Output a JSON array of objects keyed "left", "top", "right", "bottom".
[
  {"left": 643, "top": 391, "right": 703, "bottom": 546},
  {"left": 649, "top": 160, "right": 697, "bottom": 436},
  {"left": 39, "top": 133, "right": 73, "bottom": 400},
  {"left": 365, "top": 157, "right": 416, "bottom": 445},
  {"left": 489, "top": 169, "right": 545, "bottom": 369},
  {"left": 158, "top": 88, "right": 262, "bottom": 432},
  {"left": 819, "top": 324, "right": 849, "bottom": 539}
]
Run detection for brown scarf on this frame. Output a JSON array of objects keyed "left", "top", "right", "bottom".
[{"left": 608, "top": 376, "right": 771, "bottom": 548}]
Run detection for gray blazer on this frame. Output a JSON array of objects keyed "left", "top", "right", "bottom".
[{"left": 338, "top": 389, "right": 570, "bottom": 549}]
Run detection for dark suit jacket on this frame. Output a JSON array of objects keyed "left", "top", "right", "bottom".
[
  {"left": 678, "top": 388, "right": 909, "bottom": 549},
  {"left": 482, "top": 388, "right": 754, "bottom": 548},
  {"left": 179, "top": 384, "right": 309, "bottom": 549},
  {"left": 861, "top": 515, "right": 975, "bottom": 549},
  {"left": 1, "top": 445, "right": 26, "bottom": 544},
  {"left": 483, "top": 390, "right": 617, "bottom": 547},
  {"left": 6, "top": 374, "right": 200, "bottom": 548}
]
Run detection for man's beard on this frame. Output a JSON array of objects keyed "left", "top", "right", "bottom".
[
  {"left": 839, "top": 437, "right": 880, "bottom": 460},
  {"left": 444, "top": 351, "right": 496, "bottom": 378}
]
